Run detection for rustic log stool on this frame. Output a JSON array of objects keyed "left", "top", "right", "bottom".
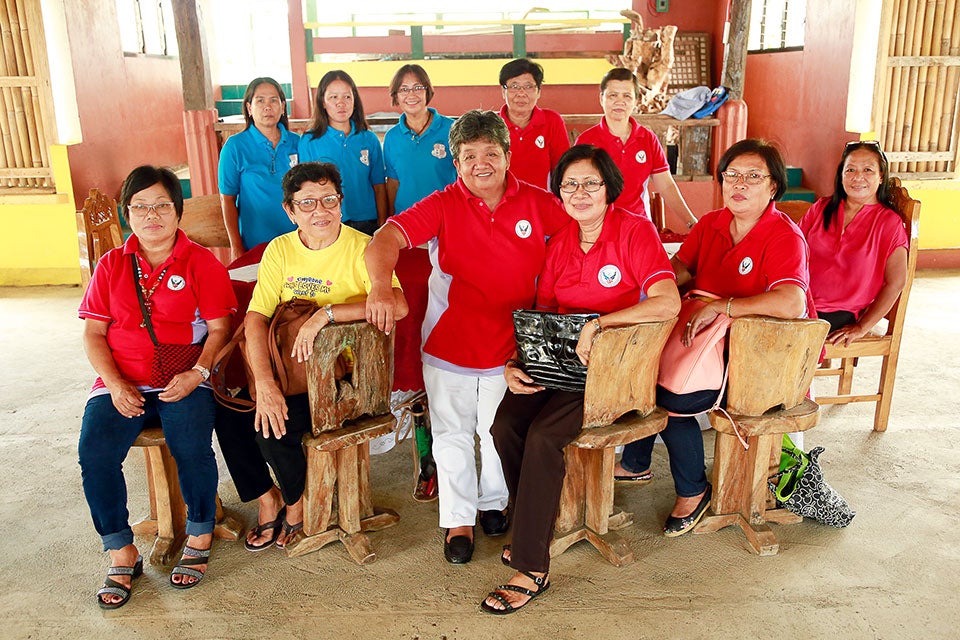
[
  {"left": 550, "top": 319, "right": 676, "bottom": 567},
  {"left": 286, "top": 322, "right": 400, "bottom": 564},
  {"left": 130, "top": 422, "right": 243, "bottom": 566},
  {"left": 694, "top": 316, "right": 829, "bottom": 555}
]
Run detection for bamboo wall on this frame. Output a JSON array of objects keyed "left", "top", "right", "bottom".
[
  {"left": 0, "top": 0, "right": 56, "bottom": 192},
  {"left": 878, "top": 0, "right": 960, "bottom": 178}
]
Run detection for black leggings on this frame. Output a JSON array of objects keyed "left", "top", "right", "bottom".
[{"left": 817, "top": 310, "right": 857, "bottom": 333}]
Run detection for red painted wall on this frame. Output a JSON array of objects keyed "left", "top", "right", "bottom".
[
  {"left": 743, "top": 0, "right": 858, "bottom": 197},
  {"left": 64, "top": 0, "right": 188, "bottom": 208}
]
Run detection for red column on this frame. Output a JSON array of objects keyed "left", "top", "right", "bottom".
[
  {"left": 710, "top": 99, "right": 748, "bottom": 207},
  {"left": 183, "top": 109, "right": 220, "bottom": 196}
]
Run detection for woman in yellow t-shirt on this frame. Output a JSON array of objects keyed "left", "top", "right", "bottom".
[{"left": 244, "top": 162, "right": 406, "bottom": 550}]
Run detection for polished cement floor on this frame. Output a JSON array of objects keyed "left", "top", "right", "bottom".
[{"left": 1, "top": 271, "right": 958, "bottom": 639}]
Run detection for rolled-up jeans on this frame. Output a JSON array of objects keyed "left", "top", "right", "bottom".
[
  {"left": 79, "top": 388, "right": 218, "bottom": 551},
  {"left": 620, "top": 386, "right": 717, "bottom": 498}
]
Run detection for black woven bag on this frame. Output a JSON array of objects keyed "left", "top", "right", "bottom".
[{"left": 512, "top": 310, "right": 598, "bottom": 392}]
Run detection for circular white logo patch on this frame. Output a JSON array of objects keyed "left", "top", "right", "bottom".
[
  {"left": 535, "top": 135, "right": 545, "bottom": 149},
  {"left": 635, "top": 150, "right": 647, "bottom": 164},
  {"left": 167, "top": 275, "right": 186, "bottom": 291},
  {"left": 515, "top": 219, "right": 532, "bottom": 239},
  {"left": 738, "top": 257, "right": 754, "bottom": 275},
  {"left": 598, "top": 264, "right": 622, "bottom": 288}
]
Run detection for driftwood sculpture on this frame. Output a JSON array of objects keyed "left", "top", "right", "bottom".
[{"left": 607, "top": 9, "right": 677, "bottom": 114}]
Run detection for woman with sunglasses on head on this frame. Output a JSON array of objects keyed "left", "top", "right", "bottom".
[
  {"left": 299, "top": 70, "right": 386, "bottom": 236},
  {"left": 243, "top": 162, "right": 406, "bottom": 550},
  {"left": 480, "top": 144, "right": 679, "bottom": 614},
  {"left": 615, "top": 139, "right": 816, "bottom": 537},
  {"left": 798, "top": 141, "right": 908, "bottom": 344},
  {"left": 383, "top": 64, "right": 458, "bottom": 215}
]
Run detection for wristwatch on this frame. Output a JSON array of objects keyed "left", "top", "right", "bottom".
[
  {"left": 323, "top": 304, "right": 336, "bottom": 324},
  {"left": 192, "top": 364, "right": 211, "bottom": 381}
]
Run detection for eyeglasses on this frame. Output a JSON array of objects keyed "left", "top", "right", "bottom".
[
  {"left": 128, "top": 202, "right": 176, "bottom": 216},
  {"left": 291, "top": 194, "right": 342, "bottom": 212},
  {"left": 397, "top": 85, "right": 427, "bottom": 94},
  {"left": 559, "top": 179, "right": 605, "bottom": 194},
  {"left": 720, "top": 170, "right": 770, "bottom": 186},
  {"left": 503, "top": 83, "right": 538, "bottom": 94}
]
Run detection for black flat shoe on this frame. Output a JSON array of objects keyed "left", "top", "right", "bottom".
[
  {"left": 663, "top": 484, "right": 712, "bottom": 538},
  {"left": 443, "top": 528, "right": 474, "bottom": 564},
  {"left": 479, "top": 508, "right": 510, "bottom": 537}
]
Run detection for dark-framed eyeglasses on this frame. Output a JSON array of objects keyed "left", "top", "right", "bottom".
[
  {"left": 291, "top": 194, "right": 342, "bottom": 212},
  {"left": 559, "top": 179, "right": 605, "bottom": 193}
]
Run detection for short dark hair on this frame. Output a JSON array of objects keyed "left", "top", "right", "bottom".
[
  {"left": 119, "top": 166, "right": 183, "bottom": 222},
  {"left": 307, "top": 70, "right": 369, "bottom": 139},
  {"left": 550, "top": 144, "right": 624, "bottom": 204},
  {"left": 241, "top": 77, "right": 289, "bottom": 131},
  {"left": 449, "top": 109, "right": 510, "bottom": 158},
  {"left": 821, "top": 141, "right": 895, "bottom": 229},
  {"left": 281, "top": 162, "right": 343, "bottom": 204},
  {"left": 600, "top": 67, "right": 640, "bottom": 99},
  {"left": 389, "top": 64, "right": 435, "bottom": 106},
  {"left": 716, "top": 138, "right": 788, "bottom": 201},
  {"left": 499, "top": 58, "right": 544, "bottom": 87}
]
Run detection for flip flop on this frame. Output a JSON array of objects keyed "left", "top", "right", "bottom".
[
  {"left": 480, "top": 571, "right": 550, "bottom": 615},
  {"left": 96, "top": 556, "right": 143, "bottom": 610},
  {"left": 244, "top": 506, "right": 286, "bottom": 552},
  {"left": 274, "top": 519, "right": 304, "bottom": 550},
  {"left": 615, "top": 469, "right": 653, "bottom": 484}
]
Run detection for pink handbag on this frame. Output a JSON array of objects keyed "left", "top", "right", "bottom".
[{"left": 657, "top": 290, "right": 731, "bottom": 395}]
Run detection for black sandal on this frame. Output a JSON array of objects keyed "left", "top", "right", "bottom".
[
  {"left": 169, "top": 545, "right": 210, "bottom": 590},
  {"left": 244, "top": 506, "right": 286, "bottom": 552},
  {"left": 274, "top": 519, "right": 303, "bottom": 550},
  {"left": 480, "top": 570, "right": 550, "bottom": 615},
  {"left": 96, "top": 556, "right": 143, "bottom": 610},
  {"left": 500, "top": 544, "right": 511, "bottom": 566}
]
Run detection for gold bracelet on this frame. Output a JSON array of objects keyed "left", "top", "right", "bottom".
[{"left": 725, "top": 298, "right": 733, "bottom": 317}]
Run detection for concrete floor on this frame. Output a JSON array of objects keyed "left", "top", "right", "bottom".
[{"left": 2, "top": 272, "right": 958, "bottom": 640}]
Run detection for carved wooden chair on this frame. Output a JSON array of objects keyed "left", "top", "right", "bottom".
[
  {"left": 75, "top": 188, "right": 122, "bottom": 288},
  {"left": 286, "top": 322, "right": 400, "bottom": 563},
  {"left": 694, "top": 316, "right": 829, "bottom": 555},
  {"left": 180, "top": 194, "right": 229, "bottom": 248},
  {"left": 814, "top": 178, "right": 920, "bottom": 432},
  {"left": 776, "top": 199, "right": 813, "bottom": 225},
  {"left": 550, "top": 319, "right": 676, "bottom": 567}
]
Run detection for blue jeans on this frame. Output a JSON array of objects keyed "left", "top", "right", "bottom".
[
  {"left": 620, "top": 386, "right": 718, "bottom": 498},
  {"left": 78, "top": 388, "right": 218, "bottom": 551}
]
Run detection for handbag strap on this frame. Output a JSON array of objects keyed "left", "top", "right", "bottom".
[{"left": 210, "top": 322, "right": 256, "bottom": 413}]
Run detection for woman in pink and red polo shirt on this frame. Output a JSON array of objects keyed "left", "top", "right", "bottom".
[
  {"left": 480, "top": 145, "right": 680, "bottom": 614},
  {"left": 616, "top": 139, "right": 815, "bottom": 538},
  {"left": 798, "top": 141, "right": 908, "bottom": 344},
  {"left": 78, "top": 166, "right": 236, "bottom": 608}
]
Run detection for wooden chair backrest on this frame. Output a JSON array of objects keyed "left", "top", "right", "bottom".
[
  {"left": 882, "top": 177, "right": 920, "bottom": 336},
  {"left": 583, "top": 318, "right": 676, "bottom": 428},
  {"left": 180, "top": 194, "right": 229, "bottom": 248},
  {"left": 306, "top": 321, "right": 394, "bottom": 436},
  {"left": 726, "top": 316, "right": 829, "bottom": 416},
  {"left": 777, "top": 199, "right": 813, "bottom": 224},
  {"left": 76, "top": 188, "right": 122, "bottom": 288}
]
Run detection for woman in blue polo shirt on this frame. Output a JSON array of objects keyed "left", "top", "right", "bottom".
[
  {"left": 218, "top": 77, "right": 300, "bottom": 262},
  {"left": 298, "top": 70, "right": 386, "bottom": 235},
  {"left": 383, "top": 64, "right": 457, "bottom": 214}
]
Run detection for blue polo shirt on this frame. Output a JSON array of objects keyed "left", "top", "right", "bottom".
[
  {"left": 298, "top": 122, "right": 385, "bottom": 223},
  {"left": 217, "top": 123, "right": 300, "bottom": 249},
  {"left": 383, "top": 108, "right": 457, "bottom": 213}
]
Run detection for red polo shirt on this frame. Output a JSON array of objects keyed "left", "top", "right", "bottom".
[
  {"left": 79, "top": 230, "right": 237, "bottom": 388},
  {"left": 678, "top": 203, "right": 815, "bottom": 315},
  {"left": 499, "top": 105, "right": 570, "bottom": 189},
  {"left": 537, "top": 206, "right": 675, "bottom": 313},
  {"left": 575, "top": 117, "right": 669, "bottom": 218},
  {"left": 388, "top": 174, "right": 569, "bottom": 371},
  {"left": 799, "top": 197, "right": 908, "bottom": 316}
]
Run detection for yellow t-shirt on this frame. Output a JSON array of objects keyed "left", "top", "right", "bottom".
[{"left": 248, "top": 225, "right": 401, "bottom": 318}]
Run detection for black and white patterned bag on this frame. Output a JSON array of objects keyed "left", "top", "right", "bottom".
[{"left": 769, "top": 445, "right": 856, "bottom": 528}]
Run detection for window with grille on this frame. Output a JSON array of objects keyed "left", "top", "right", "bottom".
[
  {"left": 748, "top": 0, "right": 805, "bottom": 52},
  {"left": 116, "top": 0, "right": 179, "bottom": 57}
]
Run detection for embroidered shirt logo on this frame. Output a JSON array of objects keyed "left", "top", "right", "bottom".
[
  {"left": 535, "top": 135, "right": 545, "bottom": 149},
  {"left": 515, "top": 219, "right": 532, "bottom": 239},
  {"left": 598, "top": 264, "right": 622, "bottom": 287},
  {"left": 635, "top": 150, "right": 647, "bottom": 164},
  {"left": 738, "top": 257, "right": 754, "bottom": 275},
  {"left": 359, "top": 149, "right": 370, "bottom": 166},
  {"left": 432, "top": 143, "right": 447, "bottom": 159},
  {"left": 167, "top": 275, "right": 185, "bottom": 291}
]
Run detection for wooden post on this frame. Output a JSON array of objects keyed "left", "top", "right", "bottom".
[
  {"left": 171, "top": 0, "right": 214, "bottom": 111},
  {"left": 287, "top": 0, "right": 311, "bottom": 119},
  {"left": 721, "top": 0, "right": 751, "bottom": 101}
]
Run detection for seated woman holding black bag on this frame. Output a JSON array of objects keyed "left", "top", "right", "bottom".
[
  {"left": 242, "top": 161, "right": 407, "bottom": 550},
  {"left": 481, "top": 144, "right": 680, "bottom": 614}
]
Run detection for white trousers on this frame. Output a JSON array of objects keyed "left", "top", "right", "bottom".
[{"left": 422, "top": 363, "right": 509, "bottom": 528}]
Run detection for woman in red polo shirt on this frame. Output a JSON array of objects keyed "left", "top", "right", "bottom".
[
  {"left": 480, "top": 144, "right": 680, "bottom": 614},
  {"left": 78, "top": 166, "right": 236, "bottom": 608},
  {"left": 798, "top": 141, "right": 908, "bottom": 342},
  {"left": 615, "top": 139, "right": 815, "bottom": 537}
]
